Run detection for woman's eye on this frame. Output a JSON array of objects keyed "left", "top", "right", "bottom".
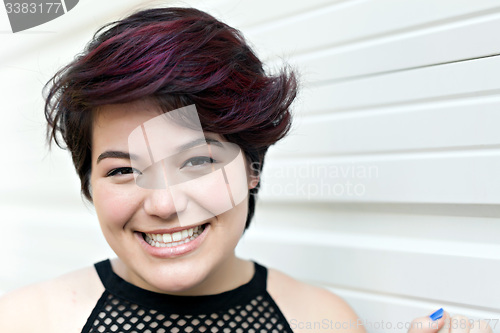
[
  {"left": 182, "top": 156, "right": 216, "bottom": 168},
  {"left": 106, "top": 167, "right": 142, "bottom": 177}
]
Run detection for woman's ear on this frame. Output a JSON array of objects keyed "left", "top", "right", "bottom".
[
  {"left": 247, "top": 161, "right": 261, "bottom": 190},
  {"left": 248, "top": 173, "right": 260, "bottom": 190}
]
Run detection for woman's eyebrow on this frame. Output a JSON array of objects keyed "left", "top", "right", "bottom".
[
  {"left": 96, "top": 138, "right": 223, "bottom": 164},
  {"left": 97, "top": 151, "right": 138, "bottom": 164}
]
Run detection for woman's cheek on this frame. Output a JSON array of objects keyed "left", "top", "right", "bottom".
[{"left": 94, "top": 184, "right": 139, "bottom": 228}]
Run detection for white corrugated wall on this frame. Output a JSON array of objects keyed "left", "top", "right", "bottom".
[
  {"left": 231, "top": 1, "right": 500, "bottom": 332},
  {"left": 1, "top": 1, "right": 499, "bottom": 332}
]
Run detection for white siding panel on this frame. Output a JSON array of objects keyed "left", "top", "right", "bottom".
[
  {"left": 251, "top": 203, "right": 500, "bottom": 243},
  {"left": 237, "top": 204, "right": 500, "bottom": 330},
  {"left": 243, "top": 0, "right": 500, "bottom": 328},
  {"left": 259, "top": 153, "right": 500, "bottom": 204},
  {"left": 289, "top": 14, "right": 500, "bottom": 83},
  {"left": 273, "top": 96, "right": 500, "bottom": 157},
  {"left": 0, "top": 204, "right": 113, "bottom": 292},
  {"left": 332, "top": 288, "right": 500, "bottom": 333},
  {"left": 302, "top": 55, "right": 500, "bottom": 114},
  {"left": 214, "top": 0, "right": 340, "bottom": 28},
  {"left": 248, "top": 0, "right": 500, "bottom": 59},
  {"left": 236, "top": 229, "right": 500, "bottom": 310}
]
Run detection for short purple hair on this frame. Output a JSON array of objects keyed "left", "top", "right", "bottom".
[{"left": 44, "top": 7, "right": 298, "bottom": 229}]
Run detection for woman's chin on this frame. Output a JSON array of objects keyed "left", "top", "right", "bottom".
[{"left": 136, "top": 261, "right": 212, "bottom": 295}]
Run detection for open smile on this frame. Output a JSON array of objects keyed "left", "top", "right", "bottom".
[{"left": 136, "top": 223, "right": 210, "bottom": 258}]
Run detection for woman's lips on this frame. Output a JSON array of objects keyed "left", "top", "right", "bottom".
[{"left": 135, "top": 223, "right": 210, "bottom": 258}]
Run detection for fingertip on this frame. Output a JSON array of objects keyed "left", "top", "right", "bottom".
[
  {"left": 427, "top": 309, "right": 450, "bottom": 332},
  {"left": 429, "top": 308, "right": 444, "bottom": 321}
]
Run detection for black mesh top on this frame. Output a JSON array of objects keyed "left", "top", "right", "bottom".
[{"left": 81, "top": 259, "right": 294, "bottom": 332}]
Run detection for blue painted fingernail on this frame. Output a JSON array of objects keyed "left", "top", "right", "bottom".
[{"left": 429, "top": 308, "right": 444, "bottom": 321}]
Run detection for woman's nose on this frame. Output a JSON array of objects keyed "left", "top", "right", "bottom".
[{"left": 143, "top": 187, "right": 185, "bottom": 220}]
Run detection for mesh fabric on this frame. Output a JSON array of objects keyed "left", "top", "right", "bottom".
[{"left": 81, "top": 260, "right": 293, "bottom": 333}]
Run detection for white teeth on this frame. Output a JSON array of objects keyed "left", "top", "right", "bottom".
[
  {"left": 144, "top": 225, "right": 205, "bottom": 248},
  {"left": 172, "top": 231, "right": 182, "bottom": 242}
]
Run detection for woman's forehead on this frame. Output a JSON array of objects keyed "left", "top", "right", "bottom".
[
  {"left": 92, "top": 101, "right": 226, "bottom": 150},
  {"left": 93, "top": 100, "right": 162, "bottom": 129}
]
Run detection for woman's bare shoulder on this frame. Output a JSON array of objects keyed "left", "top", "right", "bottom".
[
  {"left": 0, "top": 265, "right": 104, "bottom": 333},
  {"left": 267, "top": 267, "right": 366, "bottom": 333}
]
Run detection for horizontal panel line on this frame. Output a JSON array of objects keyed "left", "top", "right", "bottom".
[
  {"left": 316, "top": 284, "right": 500, "bottom": 314},
  {"left": 268, "top": 146, "right": 500, "bottom": 162},
  {"left": 255, "top": 202, "right": 500, "bottom": 218},
  {"left": 303, "top": 88, "right": 500, "bottom": 114},
  {"left": 271, "top": 144, "right": 500, "bottom": 159},
  {"left": 300, "top": 92, "right": 500, "bottom": 119},
  {"left": 309, "top": 54, "right": 500, "bottom": 87},
  {"left": 264, "top": 5, "right": 500, "bottom": 61},
  {"left": 260, "top": 196, "right": 500, "bottom": 207}
]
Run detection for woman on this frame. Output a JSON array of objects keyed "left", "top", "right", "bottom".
[{"left": 0, "top": 6, "right": 490, "bottom": 333}]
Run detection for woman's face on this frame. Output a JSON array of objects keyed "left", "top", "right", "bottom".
[{"left": 90, "top": 99, "right": 257, "bottom": 294}]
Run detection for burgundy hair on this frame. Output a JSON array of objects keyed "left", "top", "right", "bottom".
[{"left": 44, "top": 7, "right": 297, "bottom": 229}]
